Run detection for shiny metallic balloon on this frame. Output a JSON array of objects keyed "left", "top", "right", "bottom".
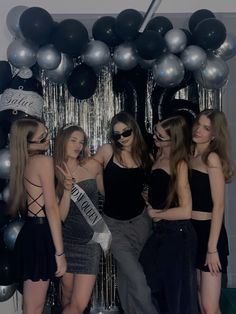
[
  {"left": 0, "top": 284, "right": 16, "bottom": 302},
  {"left": 194, "top": 55, "right": 229, "bottom": 89},
  {"left": 0, "top": 149, "right": 10, "bottom": 179},
  {"left": 113, "top": 43, "right": 139, "bottom": 70},
  {"left": 6, "top": 5, "right": 28, "bottom": 38},
  {"left": 165, "top": 29, "right": 187, "bottom": 54},
  {"left": 181, "top": 45, "right": 207, "bottom": 71},
  {"left": 82, "top": 40, "right": 110, "bottom": 68},
  {"left": 7, "top": 38, "right": 37, "bottom": 68},
  {"left": 45, "top": 53, "right": 74, "bottom": 84},
  {"left": 37, "top": 44, "right": 61, "bottom": 70},
  {"left": 214, "top": 33, "right": 236, "bottom": 61},
  {"left": 153, "top": 53, "right": 185, "bottom": 87},
  {"left": 3, "top": 220, "right": 24, "bottom": 251}
]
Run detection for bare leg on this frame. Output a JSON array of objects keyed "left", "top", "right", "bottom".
[
  {"left": 23, "top": 279, "right": 50, "bottom": 314},
  {"left": 61, "top": 272, "right": 74, "bottom": 308},
  {"left": 62, "top": 273, "right": 96, "bottom": 314}
]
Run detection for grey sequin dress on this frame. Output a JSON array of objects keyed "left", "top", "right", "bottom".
[{"left": 63, "top": 179, "right": 101, "bottom": 274}]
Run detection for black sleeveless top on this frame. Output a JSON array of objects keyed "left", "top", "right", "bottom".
[
  {"left": 148, "top": 169, "right": 170, "bottom": 209},
  {"left": 189, "top": 169, "right": 213, "bottom": 213},
  {"left": 24, "top": 177, "right": 46, "bottom": 216},
  {"left": 103, "top": 156, "right": 146, "bottom": 220}
]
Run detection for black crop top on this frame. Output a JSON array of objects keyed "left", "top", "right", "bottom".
[
  {"left": 189, "top": 169, "right": 213, "bottom": 213},
  {"left": 103, "top": 156, "right": 145, "bottom": 220},
  {"left": 148, "top": 168, "right": 170, "bottom": 209}
]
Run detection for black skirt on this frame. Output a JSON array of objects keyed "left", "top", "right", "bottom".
[
  {"left": 14, "top": 216, "right": 57, "bottom": 282},
  {"left": 191, "top": 219, "right": 229, "bottom": 273}
]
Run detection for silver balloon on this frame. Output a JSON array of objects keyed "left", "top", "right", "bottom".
[
  {"left": 82, "top": 40, "right": 110, "bottom": 69},
  {"left": 194, "top": 55, "right": 229, "bottom": 89},
  {"left": 181, "top": 45, "right": 207, "bottom": 71},
  {"left": 3, "top": 220, "right": 24, "bottom": 251},
  {"left": 0, "top": 284, "right": 16, "bottom": 302},
  {"left": 0, "top": 149, "right": 10, "bottom": 179},
  {"left": 153, "top": 53, "right": 185, "bottom": 87},
  {"left": 37, "top": 44, "right": 61, "bottom": 70},
  {"left": 7, "top": 38, "right": 37, "bottom": 68},
  {"left": 113, "top": 43, "right": 139, "bottom": 71},
  {"left": 214, "top": 33, "right": 236, "bottom": 61},
  {"left": 45, "top": 53, "right": 74, "bottom": 84},
  {"left": 139, "top": 58, "right": 156, "bottom": 70},
  {"left": 6, "top": 5, "right": 28, "bottom": 38},
  {"left": 165, "top": 29, "right": 187, "bottom": 54}
]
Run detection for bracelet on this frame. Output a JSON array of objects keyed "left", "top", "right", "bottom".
[
  {"left": 55, "top": 252, "right": 65, "bottom": 257},
  {"left": 207, "top": 250, "right": 218, "bottom": 254}
]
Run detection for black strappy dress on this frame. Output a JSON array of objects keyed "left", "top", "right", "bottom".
[{"left": 14, "top": 178, "right": 56, "bottom": 282}]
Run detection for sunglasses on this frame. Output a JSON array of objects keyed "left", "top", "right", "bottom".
[
  {"left": 112, "top": 128, "right": 133, "bottom": 141},
  {"left": 28, "top": 130, "right": 49, "bottom": 144},
  {"left": 154, "top": 133, "right": 171, "bottom": 142}
]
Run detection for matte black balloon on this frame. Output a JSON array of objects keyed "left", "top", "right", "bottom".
[
  {"left": 193, "top": 18, "right": 227, "bottom": 50},
  {"left": 19, "top": 7, "right": 54, "bottom": 45},
  {"left": 181, "top": 29, "right": 193, "bottom": 46},
  {"left": 147, "top": 16, "right": 173, "bottom": 36},
  {"left": 0, "top": 250, "right": 15, "bottom": 285},
  {"left": 0, "top": 61, "right": 12, "bottom": 94},
  {"left": 115, "top": 9, "right": 143, "bottom": 41},
  {"left": 67, "top": 64, "right": 97, "bottom": 100},
  {"left": 0, "top": 200, "right": 11, "bottom": 229},
  {"left": 136, "top": 30, "right": 167, "bottom": 60},
  {"left": 188, "top": 9, "right": 215, "bottom": 33},
  {"left": 0, "top": 110, "right": 31, "bottom": 134},
  {"left": 92, "top": 16, "right": 121, "bottom": 47},
  {"left": 0, "top": 126, "right": 8, "bottom": 150},
  {"left": 52, "top": 19, "right": 89, "bottom": 56}
]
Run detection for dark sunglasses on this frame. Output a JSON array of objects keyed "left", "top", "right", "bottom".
[
  {"left": 112, "top": 128, "right": 133, "bottom": 141},
  {"left": 154, "top": 133, "right": 171, "bottom": 142},
  {"left": 28, "top": 130, "right": 49, "bottom": 144}
]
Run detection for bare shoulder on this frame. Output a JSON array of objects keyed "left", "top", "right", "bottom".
[
  {"left": 94, "top": 143, "right": 113, "bottom": 165},
  {"left": 177, "top": 160, "right": 188, "bottom": 173},
  {"left": 31, "top": 155, "right": 53, "bottom": 171},
  {"left": 97, "top": 143, "right": 113, "bottom": 154},
  {"left": 207, "top": 152, "right": 222, "bottom": 168}
]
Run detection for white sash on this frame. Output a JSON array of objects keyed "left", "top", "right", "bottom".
[{"left": 70, "top": 183, "right": 112, "bottom": 255}]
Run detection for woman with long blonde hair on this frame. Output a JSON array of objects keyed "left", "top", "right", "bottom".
[{"left": 8, "top": 118, "right": 66, "bottom": 314}]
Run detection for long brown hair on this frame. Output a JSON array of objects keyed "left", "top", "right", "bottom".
[
  {"left": 54, "top": 125, "right": 88, "bottom": 200},
  {"left": 193, "top": 109, "right": 234, "bottom": 182},
  {"left": 108, "top": 111, "right": 152, "bottom": 172},
  {"left": 159, "top": 115, "right": 190, "bottom": 208},
  {"left": 8, "top": 118, "right": 43, "bottom": 216}
]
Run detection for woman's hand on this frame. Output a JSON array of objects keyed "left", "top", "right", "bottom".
[
  {"left": 55, "top": 254, "right": 67, "bottom": 277},
  {"left": 205, "top": 251, "right": 222, "bottom": 276},
  {"left": 56, "top": 162, "right": 75, "bottom": 191}
]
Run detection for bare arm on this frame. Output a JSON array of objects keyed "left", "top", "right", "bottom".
[
  {"left": 93, "top": 143, "right": 112, "bottom": 168},
  {"left": 147, "top": 161, "right": 192, "bottom": 220}
]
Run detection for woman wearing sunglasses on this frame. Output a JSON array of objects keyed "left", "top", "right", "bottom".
[
  {"left": 8, "top": 118, "right": 67, "bottom": 314},
  {"left": 94, "top": 111, "right": 157, "bottom": 314},
  {"left": 139, "top": 115, "right": 198, "bottom": 314}
]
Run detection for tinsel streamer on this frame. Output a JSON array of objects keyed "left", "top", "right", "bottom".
[
  {"left": 145, "top": 72, "right": 154, "bottom": 133},
  {"left": 198, "top": 86, "right": 222, "bottom": 111}
]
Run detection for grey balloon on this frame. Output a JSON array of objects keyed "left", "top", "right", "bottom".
[
  {"left": 6, "top": 5, "right": 28, "bottom": 38},
  {"left": 37, "top": 44, "right": 61, "bottom": 70},
  {"left": 0, "top": 149, "right": 10, "bottom": 179},
  {"left": 113, "top": 43, "right": 139, "bottom": 71},
  {"left": 194, "top": 55, "right": 229, "bottom": 89},
  {"left": 0, "top": 284, "right": 17, "bottom": 302},
  {"left": 7, "top": 38, "right": 37, "bottom": 68},
  {"left": 214, "top": 33, "right": 236, "bottom": 61},
  {"left": 45, "top": 53, "right": 74, "bottom": 84},
  {"left": 153, "top": 54, "right": 185, "bottom": 88},
  {"left": 3, "top": 220, "right": 24, "bottom": 251},
  {"left": 165, "top": 29, "right": 187, "bottom": 54},
  {"left": 82, "top": 40, "right": 110, "bottom": 68},
  {"left": 181, "top": 45, "right": 207, "bottom": 71}
]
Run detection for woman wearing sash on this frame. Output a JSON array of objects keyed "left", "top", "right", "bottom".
[
  {"left": 8, "top": 118, "right": 66, "bottom": 314},
  {"left": 54, "top": 125, "right": 105, "bottom": 314},
  {"left": 94, "top": 111, "right": 157, "bottom": 314}
]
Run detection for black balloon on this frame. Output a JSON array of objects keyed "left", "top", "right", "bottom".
[
  {"left": 193, "top": 18, "right": 227, "bottom": 50},
  {"left": 147, "top": 16, "right": 173, "bottom": 36},
  {"left": 52, "top": 19, "right": 89, "bottom": 56},
  {"left": 19, "top": 7, "right": 54, "bottom": 45},
  {"left": 92, "top": 16, "right": 121, "bottom": 47},
  {"left": 0, "top": 200, "right": 10, "bottom": 229},
  {"left": 115, "top": 9, "right": 143, "bottom": 41},
  {"left": 136, "top": 30, "right": 167, "bottom": 60},
  {"left": 0, "top": 110, "right": 31, "bottom": 134},
  {"left": 0, "top": 126, "right": 8, "bottom": 150},
  {"left": 67, "top": 64, "right": 97, "bottom": 100},
  {"left": 181, "top": 29, "right": 193, "bottom": 46},
  {"left": 0, "top": 61, "right": 12, "bottom": 94},
  {"left": 188, "top": 9, "right": 215, "bottom": 33},
  {"left": 0, "top": 250, "right": 15, "bottom": 286}
]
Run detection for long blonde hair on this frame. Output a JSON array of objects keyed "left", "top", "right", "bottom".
[
  {"left": 54, "top": 125, "right": 88, "bottom": 200},
  {"left": 193, "top": 109, "right": 234, "bottom": 182},
  {"left": 8, "top": 118, "right": 42, "bottom": 216}
]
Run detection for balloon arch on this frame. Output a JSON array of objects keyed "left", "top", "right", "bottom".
[{"left": 0, "top": 0, "right": 236, "bottom": 311}]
